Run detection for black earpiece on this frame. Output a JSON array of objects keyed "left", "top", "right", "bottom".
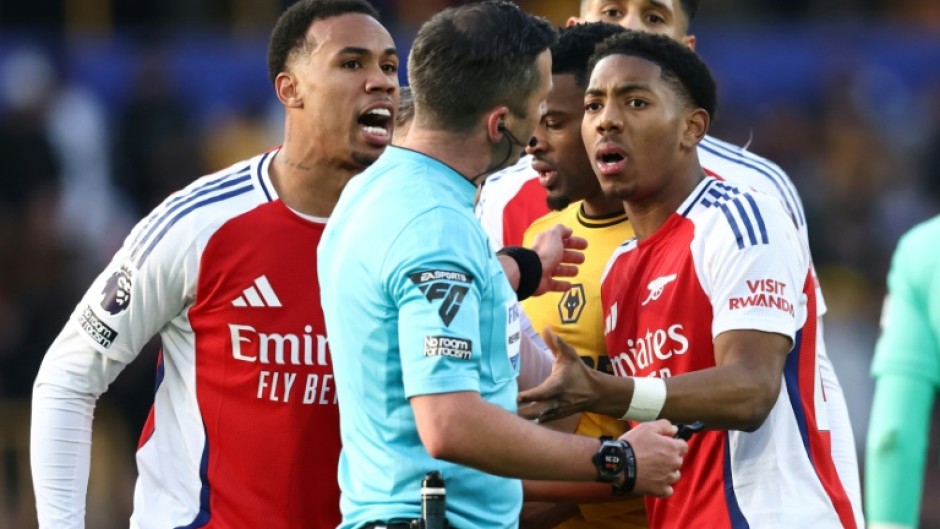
[{"left": 497, "top": 120, "right": 536, "bottom": 148}]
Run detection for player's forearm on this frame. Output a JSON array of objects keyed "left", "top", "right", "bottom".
[
  {"left": 31, "top": 328, "right": 128, "bottom": 529},
  {"left": 865, "top": 374, "right": 934, "bottom": 528},
  {"left": 412, "top": 392, "right": 600, "bottom": 482},
  {"left": 31, "top": 382, "right": 96, "bottom": 529},
  {"left": 655, "top": 363, "right": 780, "bottom": 431}
]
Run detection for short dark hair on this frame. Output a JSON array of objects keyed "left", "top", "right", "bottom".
[
  {"left": 397, "top": 86, "right": 414, "bottom": 129},
  {"left": 552, "top": 22, "right": 626, "bottom": 88},
  {"left": 588, "top": 31, "right": 717, "bottom": 120},
  {"left": 267, "top": 0, "right": 380, "bottom": 84},
  {"left": 408, "top": 1, "right": 558, "bottom": 132},
  {"left": 680, "top": 0, "right": 700, "bottom": 22}
]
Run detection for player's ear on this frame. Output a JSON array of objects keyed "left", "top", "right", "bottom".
[
  {"left": 681, "top": 34, "right": 697, "bottom": 52},
  {"left": 681, "top": 108, "right": 709, "bottom": 149},
  {"left": 275, "top": 72, "right": 302, "bottom": 108},
  {"left": 565, "top": 16, "right": 581, "bottom": 27}
]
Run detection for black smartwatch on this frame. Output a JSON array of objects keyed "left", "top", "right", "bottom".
[{"left": 592, "top": 437, "right": 636, "bottom": 494}]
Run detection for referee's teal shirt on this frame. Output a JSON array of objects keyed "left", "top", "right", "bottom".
[{"left": 319, "top": 146, "right": 524, "bottom": 529}]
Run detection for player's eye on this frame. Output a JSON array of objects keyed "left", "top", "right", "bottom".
[
  {"left": 601, "top": 8, "right": 624, "bottom": 18},
  {"left": 627, "top": 99, "right": 648, "bottom": 109},
  {"left": 341, "top": 59, "right": 362, "bottom": 70},
  {"left": 381, "top": 63, "right": 398, "bottom": 74},
  {"left": 646, "top": 12, "right": 666, "bottom": 24},
  {"left": 585, "top": 101, "right": 603, "bottom": 112}
]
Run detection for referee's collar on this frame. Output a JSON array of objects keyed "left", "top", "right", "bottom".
[{"left": 383, "top": 146, "right": 478, "bottom": 203}]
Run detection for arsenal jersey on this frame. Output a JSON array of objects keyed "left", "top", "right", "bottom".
[
  {"left": 36, "top": 149, "right": 340, "bottom": 529},
  {"left": 601, "top": 177, "right": 856, "bottom": 529}
]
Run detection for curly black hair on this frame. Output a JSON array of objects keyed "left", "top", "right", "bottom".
[
  {"left": 588, "top": 31, "right": 717, "bottom": 120},
  {"left": 552, "top": 22, "right": 626, "bottom": 88},
  {"left": 266, "top": 0, "right": 379, "bottom": 85}
]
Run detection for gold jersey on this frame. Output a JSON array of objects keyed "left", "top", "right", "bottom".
[{"left": 522, "top": 202, "right": 647, "bottom": 529}]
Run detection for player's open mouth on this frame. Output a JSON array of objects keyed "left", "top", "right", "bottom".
[
  {"left": 531, "top": 159, "right": 557, "bottom": 189},
  {"left": 357, "top": 106, "right": 393, "bottom": 146},
  {"left": 595, "top": 144, "right": 627, "bottom": 176}
]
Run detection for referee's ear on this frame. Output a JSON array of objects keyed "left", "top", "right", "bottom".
[{"left": 275, "top": 72, "right": 303, "bottom": 108}]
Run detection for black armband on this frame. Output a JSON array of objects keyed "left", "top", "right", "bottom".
[{"left": 496, "top": 246, "right": 542, "bottom": 301}]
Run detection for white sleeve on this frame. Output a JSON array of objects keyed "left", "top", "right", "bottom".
[
  {"left": 31, "top": 203, "right": 194, "bottom": 528},
  {"left": 475, "top": 180, "right": 505, "bottom": 252},
  {"left": 31, "top": 327, "right": 128, "bottom": 529},
  {"left": 516, "top": 310, "right": 554, "bottom": 391},
  {"left": 699, "top": 192, "right": 809, "bottom": 341}
]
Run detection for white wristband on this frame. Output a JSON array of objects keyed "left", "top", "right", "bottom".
[{"left": 622, "top": 376, "right": 667, "bottom": 421}]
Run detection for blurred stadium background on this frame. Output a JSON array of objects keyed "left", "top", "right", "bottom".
[{"left": 1, "top": 0, "right": 939, "bottom": 527}]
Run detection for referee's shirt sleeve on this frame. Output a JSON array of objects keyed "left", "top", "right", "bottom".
[{"left": 383, "top": 207, "right": 490, "bottom": 399}]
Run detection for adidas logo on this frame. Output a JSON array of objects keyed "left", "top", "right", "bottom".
[
  {"left": 232, "top": 275, "right": 282, "bottom": 308},
  {"left": 604, "top": 302, "right": 618, "bottom": 334}
]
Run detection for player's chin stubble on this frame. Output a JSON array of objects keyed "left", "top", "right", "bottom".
[
  {"left": 351, "top": 150, "right": 380, "bottom": 168},
  {"left": 546, "top": 193, "right": 571, "bottom": 212}
]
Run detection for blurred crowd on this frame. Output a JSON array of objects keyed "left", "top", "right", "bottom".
[{"left": 2, "top": 0, "right": 940, "bottom": 528}]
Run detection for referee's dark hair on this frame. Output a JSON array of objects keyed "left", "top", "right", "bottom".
[
  {"left": 408, "top": 1, "right": 557, "bottom": 132},
  {"left": 267, "top": 0, "right": 380, "bottom": 84},
  {"left": 588, "top": 31, "right": 717, "bottom": 121},
  {"left": 552, "top": 22, "right": 626, "bottom": 89}
]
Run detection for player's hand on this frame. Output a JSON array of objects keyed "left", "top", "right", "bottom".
[
  {"left": 517, "top": 328, "right": 597, "bottom": 422},
  {"left": 619, "top": 420, "right": 687, "bottom": 498},
  {"left": 530, "top": 224, "right": 586, "bottom": 296}
]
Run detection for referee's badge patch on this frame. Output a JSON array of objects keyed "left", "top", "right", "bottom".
[
  {"left": 408, "top": 269, "right": 473, "bottom": 326},
  {"left": 424, "top": 335, "right": 472, "bottom": 360}
]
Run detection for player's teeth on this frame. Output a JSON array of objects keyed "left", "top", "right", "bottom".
[
  {"left": 363, "top": 125, "right": 389, "bottom": 136},
  {"left": 368, "top": 108, "right": 391, "bottom": 117}
]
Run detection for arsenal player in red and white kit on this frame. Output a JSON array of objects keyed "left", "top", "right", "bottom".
[
  {"left": 519, "top": 32, "right": 859, "bottom": 529},
  {"left": 475, "top": 154, "right": 550, "bottom": 250},
  {"left": 30, "top": 3, "right": 399, "bottom": 529}
]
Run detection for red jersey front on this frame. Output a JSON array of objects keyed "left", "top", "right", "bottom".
[
  {"left": 601, "top": 178, "right": 857, "bottom": 529},
  {"left": 38, "top": 150, "right": 340, "bottom": 529},
  {"left": 475, "top": 155, "right": 549, "bottom": 250}
]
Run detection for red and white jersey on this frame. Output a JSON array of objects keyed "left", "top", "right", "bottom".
[
  {"left": 601, "top": 177, "right": 857, "bottom": 529},
  {"left": 475, "top": 154, "right": 549, "bottom": 251},
  {"left": 33, "top": 150, "right": 340, "bottom": 529},
  {"left": 476, "top": 139, "right": 826, "bottom": 319},
  {"left": 698, "top": 135, "right": 826, "bottom": 316}
]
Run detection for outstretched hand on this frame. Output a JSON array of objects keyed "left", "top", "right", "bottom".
[
  {"left": 517, "top": 327, "right": 598, "bottom": 422},
  {"left": 620, "top": 420, "right": 687, "bottom": 498},
  {"left": 530, "top": 224, "right": 587, "bottom": 296}
]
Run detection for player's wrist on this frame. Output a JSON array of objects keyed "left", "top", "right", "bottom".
[
  {"left": 622, "top": 376, "right": 667, "bottom": 422},
  {"left": 590, "top": 369, "right": 628, "bottom": 417}
]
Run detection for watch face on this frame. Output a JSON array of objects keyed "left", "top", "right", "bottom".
[
  {"left": 601, "top": 451, "right": 623, "bottom": 473},
  {"left": 595, "top": 441, "right": 626, "bottom": 480}
]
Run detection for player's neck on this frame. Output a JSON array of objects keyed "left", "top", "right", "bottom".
[
  {"left": 400, "top": 126, "right": 501, "bottom": 185},
  {"left": 582, "top": 186, "right": 625, "bottom": 218},
  {"left": 268, "top": 147, "right": 359, "bottom": 217},
  {"left": 625, "top": 163, "right": 705, "bottom": 241}
]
